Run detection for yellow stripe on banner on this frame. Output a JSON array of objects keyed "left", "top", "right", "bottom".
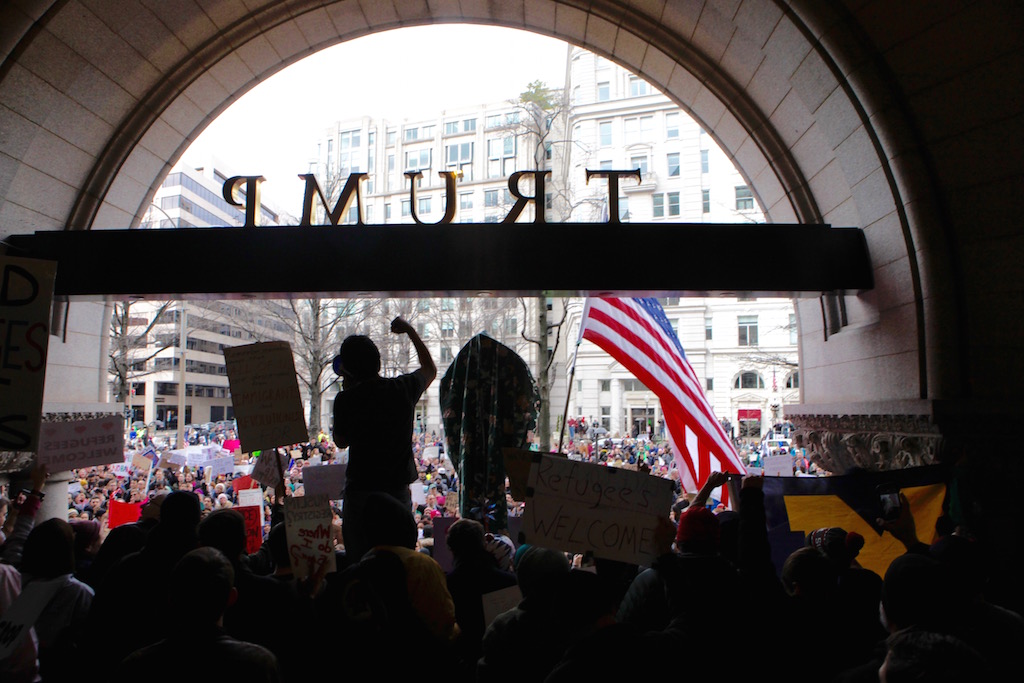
[{"left": 784, "top": 484, "right": 946, "bottom": 577}]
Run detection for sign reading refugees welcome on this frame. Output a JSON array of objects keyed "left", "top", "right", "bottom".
[
  {"left": 523, "top": 454, "right": 674, "bottom": 564},
  {"left": 224, "top": 341, "right": 307, "bottom": 453}
]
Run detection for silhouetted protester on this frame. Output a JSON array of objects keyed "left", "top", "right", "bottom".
[
  {"left": 332, "top": 316, "right": 436, "bottom": 560},
  {"left": 879, "top": 629, "right": 989, "bottom": 683},
  {"left": 115, "top": 548, "right": 280, "bottom": 683},
  {"left": 444, "top": 518, "right": 517, "bottom": 679},
  {"left": 17, "top": 518, "right": 94, "bottom": 681},
  {"left": 69, "top": 519, "right": 101, "bottom": 586},
  {"left": 86, "top": 491, "right": 165, "bottom": 589},
  {"left": 87, "top": 490, "right": 201, "bottom": 664},
  {"left": 0, "top": 561, "right": 37, "bottom": 683}
]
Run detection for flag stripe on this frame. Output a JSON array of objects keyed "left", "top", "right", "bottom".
[{"left": 580, "top": 297, "right": 745, "bottom": 491}]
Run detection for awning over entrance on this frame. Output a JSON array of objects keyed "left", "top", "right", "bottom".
[
  {"left": 738, "top": 409, "right": 762, "bottom": 421},
  {"left": 5, "top": 222, "right": 872, "bottom": 299}
]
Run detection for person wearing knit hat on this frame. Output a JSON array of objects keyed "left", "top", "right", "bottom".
[
  {"left": 807, "top": 527, "right": 866, "bottom": 567},
  {"left": 674, "top": 506, "right": 720, "bottom": 555}
]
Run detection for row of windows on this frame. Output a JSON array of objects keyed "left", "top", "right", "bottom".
[
  {"left": 161, "top": 173, "right": 276, "bottom": 225},
  {"left": 587, "top": 371, "right": 798, "bottom": 394},
  {"left": 649, "top": 186, "right": 754, "bottom": 217},
  {"left": 596, "top": 112, "right": 681, "bottom": 146},
  {"left": 575, "top": 74, "right": 652, "bottom": 103}
]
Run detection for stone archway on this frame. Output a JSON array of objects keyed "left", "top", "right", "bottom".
[{"left": 1, "top": 0, "right": 1005, "bottom": 454}]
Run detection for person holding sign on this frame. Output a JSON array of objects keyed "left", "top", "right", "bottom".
[{"left": 332, "top": 316, "right": 436, "bottom": 561}]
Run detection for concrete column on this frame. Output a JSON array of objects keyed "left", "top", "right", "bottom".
[{"left": 610, "top": 378, "right": 622, "bottom": 435}]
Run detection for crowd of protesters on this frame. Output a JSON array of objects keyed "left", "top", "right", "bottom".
[{"left": 0, "top": 435, "right": 1018, "bottom": 681}]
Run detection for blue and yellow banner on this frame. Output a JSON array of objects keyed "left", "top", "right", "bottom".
[{"left": 762, "top": 466, "right": 948, "bottom": 577}]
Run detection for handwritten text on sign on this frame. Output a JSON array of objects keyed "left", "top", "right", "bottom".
[
  {"left": 284, "top": 494, "right": 336, "bottom": 580},
  {"left": 523, "top": 455, "right": 674, "bottom": 564},
  {"left": 0, "top": 256, "right": 56, "bottom": 452},
  {"left": 37, "top": 416, "right": 124, "bottom": 472},
  {"left": 224, "top": 341, "right": 307, "bottom": 453}
]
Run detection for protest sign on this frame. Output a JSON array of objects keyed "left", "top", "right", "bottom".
[
  {"left": 410, "top": 481, "right": 427, "bottom": 507},
  {"left": 302, "top": 463, "right": 346, "bottom": 499},
  {"left": 68, "top": 481, "right": 81, "bottom": 495},
  {"left": 306, "top": 454, "right": 322, "bottom": 467},
  {"left": 222, "top": 439, "right": 241, "bottom": 453},
  {"left": 130, "top": 453, "right": 153, "bottom": 472},
  {"left": 763, "top": 454, "right": 793, "bottom": 477},
  {"left": 0, "top": 577, "right": 67, "bottom": 659},
  {"left": 482, "top": 585, "right": 523, "bottom": 628},
  {"left": 238, "top": 506, "right": 264, "bottom": 554},
  {"left": 0, "top": 256, "right": 56, "bottom": 453},
  {"left": 422, "top": 446, "right": 440, "bottom": 460},
  {"left": 522, "top": 454, "right": 674, "bottom": 564},
  {"left": 108, "top": 500, "right": 142, "bottom": 528},
  {"left": 284, "top": 494, "right": 336, "bottom": 580},
  {"left": 109, "top": 462, "right": 131, "bottom": 479},
  {"left": 238, "top": 488, "right": 263, "bottom": 508},
  {"left": 159, "top": 450, "right": 187, "bottom": 470},
  {"left": 233, "top": 474, "right": 256, "bottom": 492},
  {"left": 502, "top": 448, "right": 535, "bottom": 501},
  {"left": 207, "top": 456, "right": 234, "bottom": 479},
  {"left": 223, "top": 341, "right": 307, "bottom": 452},
  {"left": 36, "top": 416, "right": 124, "bottom": 472},
  {"left": 251, "top": 449, "right": 289, "bottom": 488}
]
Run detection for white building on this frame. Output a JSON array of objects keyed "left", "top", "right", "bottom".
[
  {"left": 121, "top": 159, "right": 290, "bottom": 429},
  {"left": 309, "top": 49, "right": 797, "bottom": 446}
]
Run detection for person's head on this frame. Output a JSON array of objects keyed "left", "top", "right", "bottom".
[
  {"left": 362, "top": 492, "right": 417, "bottom": 550},
  {"left": 446, "top": 518, "right": 490, "bottom": 564},
  {"left": 879, "top": 629, "right": 988, "bottom": 683},
  {"left": 22, "top": 518, "right": 76, "bottom": 578},
  {"left": 335, "top": 335, "right": 381, "bottom": 381},
  {"left": 782, "top": 546, "right": 839, "bottom": 598},
  {"left": 881, "top": 553, "right": 954, "bottom": 633},
  {"left": 512, "top": 545, "right": 570, "bottom": 601},
  {"left": 198, "top": 508, "right": 247, "bottom": 561},
  {"left": 169, "top": 547, "right": 236, "bottom": 629},
  {"left": 674, "top": 507, "right": 720, "bottom": 555}
]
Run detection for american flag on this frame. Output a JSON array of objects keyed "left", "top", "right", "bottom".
[{"left": 579, "top": 297, "right": 745, "bottom": 493}]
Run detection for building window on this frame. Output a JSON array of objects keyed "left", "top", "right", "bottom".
[
  {"left": 463, "top": 118, "right": 476, "bottom": 132},
  {"left": 597, "top": 81, "right": 610, "bottom": 101},
  {"left": 652, "top": 194, "right": 664, "bottom": 218},
  {"left": 705, "top": 316, "right": 713, "bottom": 340},
  {"left": 599, "top": 379, "right": 611, "bottom": 392},
  {"left": 702, "top": 189, "right": 710, "bottom": 213},
  {"left": 631, "top": 155, "right": 648, "bottom": 175},
  {"left": 624, "top": 118, "right": 638, "bottom": 144},
  {"left": 599, "top": 121, "right": 612, "bottom": 146},
  {"left": 404, "top": 127, "right": 419, "bottom": 141},
  {"left": 640, "top": 116, "right": 654, "bottom": 141},
  {"left": 504, "top": 317, "right": 518, "bottom": 335},
  {"left": 441, "top": 321, "right": 454, "bottom": 338},
  {"left": 460, "top": 193, "right": 473, "bottom": 210},
  {"left": 665, "top": 112, "right": 679, "bottom": 138},
  {"left": 405, "top": 149, "right": 431, "bottom": 171},
  {"left": 421, "top": 125, "right": 435, "bottom": 138},
  {"left": 418, "top": 196, "right": 431, "bottom": 214},
  {"left": 484, "top": 189, "right": 499, "bottom": 207},
  {"left": 667, "top": 192, "right": 680, "bottom": 216},
  {"left": 485, "top": 114, "right": 501, "bottom": 128},
  {"left": 706, "top": 378, "right": 714, "bottom": 391},
  {"left": 667, "top": 152, "right": 680, "bottom": 177},
  {"left": 734, "top": 371, "right": 765, "bottom": 389},
  {"left": 618, "top": 196, "right": 629, "bottom": 221},
  {"left": 444, "top": 121, "right": 459, "bottom": 135},
  {"left": 700, "top": 149, "right": 709, "bottom": 174},
  {"left": 736, "top": 185, "right": 755, "bottom": 211},
  {"left": 401, "top": 199, "right": 411, "bottom": 217},
  {"left": 786, "top": 372, "right": 800, "bottom": 389},
  {"left": 440, "top": 347, "right": 453, "bottom": 363},
  {"left": 386, "top": 130, "right": 396, "bottom": 145},
  {"left": 738, "top": 315, "right": 758, "bottom": 346},
  {"left": 340, "top": 129, "right": 360, "bottom": 149},
  {"left": 629, "top": 75, "right": 649, "bottom": 97}
]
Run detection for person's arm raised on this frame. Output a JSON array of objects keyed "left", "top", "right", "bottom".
[{"left": 392, "top": 316, "right": 436, "bottom": 385}]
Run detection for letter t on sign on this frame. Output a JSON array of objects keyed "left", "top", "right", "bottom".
[
  {"left": 223, "top": 176, "right": 267, "bottom": 228},
  {"left": 585, "top": 169, "right": 642, "bottom": 224}
]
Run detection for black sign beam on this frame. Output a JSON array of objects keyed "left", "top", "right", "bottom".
[{"left": 3, "top": 222, "right": 872, "bottom": 300}]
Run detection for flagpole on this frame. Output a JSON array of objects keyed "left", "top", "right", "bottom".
[{"left": 557, "top": 303, "right": 590, "bottom": 455}]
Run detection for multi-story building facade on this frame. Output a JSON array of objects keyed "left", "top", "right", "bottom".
[
  {"left": 309, "top": 49, "right": 797, "bottom": 447},
  {"left": 121, "top": 159, "right": 290, "bottom": 429}
]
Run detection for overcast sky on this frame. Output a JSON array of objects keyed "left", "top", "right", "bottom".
[{"left": 184, "top": 25, "right": 572, "bottom": 216}]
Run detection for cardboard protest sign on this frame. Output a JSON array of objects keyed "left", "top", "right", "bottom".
[
  {"left": 223, "top": 341, "right": 307, "bottom": 452},
  {"left": 36, "top": 416, "right": 124, "bottom": 472},
  {"left": 410, "top": 481, "right": 427, "bottom": 507},
  {"left": 251, "top": 449, "right": 289, "bottom": 488},
  {"left": 233, "top": 474, "right": 256, "bottom": 492},
  {"left": 302, "top": 463, "right": 346, "bottom": 499},
  {"left": 109, "top": 462, "right": 131, "bottom": 479},
  {"left": 522, "top": 454, "right": 674, "bottom": 564},
  {"left": 763, "top": 454, "right": 793, "bottom": 477},
  {"left": 238, "top": 488, "right": 263, "bottom": 508},
  {"left": 422, "top": 446, "right": 440, "bottom": 460},
  {"left": 284, "top": 494, "right": 336, "bottom": 579},
  {"left": 158, "top": 450, "right": 187, "bottom": 470},
  {"left": 238, "top": 505, "right": 264, "bottom": 554},
  {"left": 130, "top": 453, "right": 153, "bottom": 472},
  {"left": 502, "top": 448, "right": 534, "bottom": 501},
  {"left": 0, "top": 256, "right": 56, "bottom": 453},
  {"left": 0, "top": 577, "right": 66, "bottom": 659},
  {"left": 482, "top": 585, "right": 523, "bottom": 627}
]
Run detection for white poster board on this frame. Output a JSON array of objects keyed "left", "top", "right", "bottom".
[
  {"left": 207, "top": 456, "right": 235, "bottom": 479},
  {"left": 302, "top": 463, "right": 346, "bottom": 500},
  {"left": 223, "top": 341, "right": 308, "bottom": 452},
  {"left": 482, "top": 585, "right": 523, "bottom": 627},
  {"left": 522, "top": 454, "right": 674, "bottom": 564},
  {"left": 238, "top": 488, "right": 263, "bottom": 508},
  {"left": 763, "top": 454, "right": 793, "bottom": 477},
  {"left": 284, "top": 494, "right": 337, "bottom": 580},
  {"left": 36, "top": 416, "right": 125, "bottom": 472},
  {"left": 0, "top": 256, "right": 56, "bottom": 453}
]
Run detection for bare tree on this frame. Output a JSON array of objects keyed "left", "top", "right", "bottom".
[
  {"left": 108, "top": 300, "right": 174, "bottom": 421},
  {"left": 519, "top": 295, "right": 569, "bottom": 450}
]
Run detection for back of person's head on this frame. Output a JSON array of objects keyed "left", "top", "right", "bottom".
[
  {"left": 267, "top": 522, "right": 290, "bottom": 571},
  {"left": 881, "top": 629, "right": 988, "bottom": 682},
  {"left": 446, "top": 518, "right": 487, "bottom": 560},
  {"left": 513, "top": 544, "right": 570, "bottom": 601},
  {"left": 807, "top": 527, "right": 865, "bottom": 567},
  {"left": 198, "top": 508, "right": 247, "bottom": 561},
  {"left": 157, "top": 490, "right": 201, "bottom": 530},
  {"left": 70, "top": 519, "right": 101, "bottom": 559},
  {"left": 928, "top": 535, "right": 984, "bottom": 600},
  {"left": 21, "top": 518, "right": 75, "bottom": 578},
  {"left": 882, "top": 553, "right": 955, "bottom": 633},
  {"left": 363, "top": 493, "right": 417, "bottom": 550},
  {"left": 782, "top": 546, "right": 839, "bottom": 598},
  {"left": 170, "top": 547, "right": 235, "bottom": 628},
  {"left": 337, "top": 335, "right": 381, "bottom": 380},
  {"left": 675, "top": 507, "right": 720, "bottom": 555}
]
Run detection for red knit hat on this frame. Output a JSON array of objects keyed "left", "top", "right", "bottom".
[{"left": 675, "top": 507, "right": 720, "bottom": 547}]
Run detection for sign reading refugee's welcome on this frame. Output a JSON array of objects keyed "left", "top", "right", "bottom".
[
  {"left": 523, "top": 455, "right": 674, "bottom": 564},
  {"left": 224, "top": 341, "right": 307, "bottom": 453},
  {"left": 37, "top": 416, "right": 124, "bottom": 472}
]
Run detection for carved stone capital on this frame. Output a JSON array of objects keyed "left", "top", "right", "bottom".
[{"left": 790, "top": 413, "right": 941, "bottom": 474}]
